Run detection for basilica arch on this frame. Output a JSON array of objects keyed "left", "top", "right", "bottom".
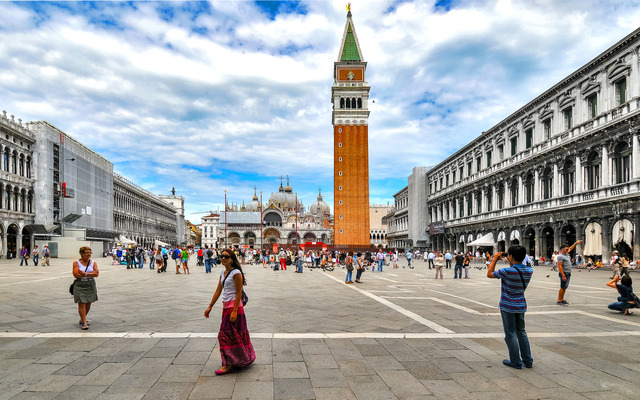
[{"left": 264, "top": 228, "right": 281, "bottom": 244}]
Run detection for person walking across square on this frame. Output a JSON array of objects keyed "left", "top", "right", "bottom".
[{"left": 487, "top": 245, "right": 533, "bottom": 369}]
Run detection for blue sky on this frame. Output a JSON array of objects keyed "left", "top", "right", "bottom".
[{"left": 1, "top": 0, "right": 640, "bottom": 224}]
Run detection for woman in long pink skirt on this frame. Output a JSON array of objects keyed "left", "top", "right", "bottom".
[{"left": 204, "top": 248, "right": 255, "bottom": 375}]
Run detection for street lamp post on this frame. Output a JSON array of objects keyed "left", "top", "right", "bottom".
[{"left": 224, "top": 190, "right": 228, "bottom": 249}]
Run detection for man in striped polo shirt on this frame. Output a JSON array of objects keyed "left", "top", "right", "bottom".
[{"left": 487, "top": 245, "right": 533, "bottom": 369}]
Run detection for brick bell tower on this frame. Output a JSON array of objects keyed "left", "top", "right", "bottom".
[{"left": 332, "top": 7, "right": 370, "bottom": 247}]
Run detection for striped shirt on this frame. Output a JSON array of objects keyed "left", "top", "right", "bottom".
[{"left": 493, "top": 264, "right": 533, "bottom": 313}]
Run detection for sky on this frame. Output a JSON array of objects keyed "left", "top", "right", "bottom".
[{"left": 1, "top": 0, "right": 640, "bottom": 224}]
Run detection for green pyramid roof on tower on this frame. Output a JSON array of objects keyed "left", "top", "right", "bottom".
[{"left": 340, "top": 21, "right": 361, "bottom": 61}]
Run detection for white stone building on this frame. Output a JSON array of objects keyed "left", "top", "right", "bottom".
[
  {"left": 0, "top": 111, "right": 35, "bottom": 258},
  {"left": 418, "top": 28, "right": 640, "bottom": 262}
]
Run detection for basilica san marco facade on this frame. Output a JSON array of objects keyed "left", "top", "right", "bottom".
[
  {"left": 214, "top": 179, "right": 333, "bottom": 249},
  {"left": 405, "top": 27, "right": 640, "bottom": 263}
]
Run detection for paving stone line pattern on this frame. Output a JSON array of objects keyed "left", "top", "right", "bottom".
[{"left": 1, "top": 257, "right": 639, "bottom": 399}]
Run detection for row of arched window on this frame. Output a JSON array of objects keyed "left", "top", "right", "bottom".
[
  {"left": 339, "top": 97, "right": 363, "bottom": 109},
  {"left": 370, "top": 232, "right": 387, "bottom": 240},
  {"left": 113, "top": 191, "right": 175, "bottom": 223},
  {"left": 0, "top": 147, "right": 32, "bottom": 178},
  {"left": 431, "top": 141, "right": 633, "bottom": 221},
  {"left": 114, "top": 212, "right": 174, "bottom": 236},
  {"left": 0, "top": 183, "right": 33, "bottom": 213}
]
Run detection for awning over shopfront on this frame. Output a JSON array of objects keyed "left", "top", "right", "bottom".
[
  {"left": 467, "top": 233, "right": 496, "bottom": 247},
  {"left": 29, "top": 224, "right": 60, "bottom": 236},
  {"left": 118, "top": 235, "right": 136, "bottom": 245},
  {"left": 584, "top": 222, "right": 602, "bottom": 256},
  {"left": 86, "top": 229, "right": 119, "bottom": 241},
  {"left": 154, "top": 239, "right": 170, "bottom": 248},
  {"left": 612, "top": 219, "right": 634, "bottom": 246}
]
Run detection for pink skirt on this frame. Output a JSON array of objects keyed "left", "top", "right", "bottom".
[{"left": 218, "top": 300, "right": 256, "bottom": 368}]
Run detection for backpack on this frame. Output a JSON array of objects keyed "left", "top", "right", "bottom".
[
  {"left": 174, "top": 249, "right": 182, "bottom": 259},
  {"left": 207, "top": 249, "right": 213, "bottom": 258}
]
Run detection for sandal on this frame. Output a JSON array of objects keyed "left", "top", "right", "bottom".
[
  {"left": 79, "top": 320, "right": 90, "bottom": 325},
  {"left": 215, "top": 367, "right": 232, "bottom": 375},
  {"left": 624, "top": 310, "right": 634, "bottom": 315},
  {"left": 80, "top": 322, "right": 89, "bottom": 330}
]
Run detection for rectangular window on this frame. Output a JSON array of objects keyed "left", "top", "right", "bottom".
[
  {"left": 587, "top": 93, "right": 597, "bottom": 119},
  {"left": 467, "top": 197, "right": 472, "bottom": 216},
  {"left": 525, "top": 128, "right": 533, "bottom": 149},
  {"left": 439, "top": 178, "right": 443, "bottom": 189},
  {"left": 486, "top": 151, "right": 492, "bottom": 167},
  {"left": 498, "top": 144, "right": 504, "bottom": 161},
  {"left": 615, "top": 78, "right": 627, "bottom": 105},
  {"left": 459, "top": 198, "right": 464, "bottom": 217},
  {"left": 459, "top": 166, "right": 464, "bottom": 180},
  {"left": 452, "top": 170, "right": 456, "bottom": 183},
  {"left": 476, "top": 157, "right": 481, "bottom": 172},
  {"left": 563, "top": 172, "right": 574, "bottom": 195},
  {"left": 445, "top": 175, "right": 449, "bottom": 186},
  {"left": 429, "top": 183, "right": 432, "bottom": 194},
  {"left": 563, "top": 107, "right": 572, "bottom": 130},
  {"left": 467, "top": 162, "right": 472, "bottom": 176},
  {"left": 510, "top": 137, "right": 517, "bottom": 156},
  {"left": 543, "top": 118, "right": 551, "bottom": 139}
]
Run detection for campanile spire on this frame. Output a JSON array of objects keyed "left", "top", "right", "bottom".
[{"left": 332, "top": 8, "right": 371, "bottom": 247}]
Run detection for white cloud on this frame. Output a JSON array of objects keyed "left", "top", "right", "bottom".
[{"left": 1, "top": 0, "right": 639, "bottom": 222}]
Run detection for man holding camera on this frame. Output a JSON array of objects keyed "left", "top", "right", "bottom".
[{"left": 487, "top": 245, "right": 533, "bottom": 369}]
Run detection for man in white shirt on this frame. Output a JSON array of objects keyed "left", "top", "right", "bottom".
[{"left": 427, "top": 251, "right": 435, "bottom": 269}]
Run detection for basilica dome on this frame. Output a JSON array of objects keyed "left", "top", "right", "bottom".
[
  {"left": 268, "top": 177, "right": 302, "bottom": 210},
  {"left": 246, "top": 193, "right": 261, "bottom": 212},
  {"left": 310, "top": 190, "right": 330, "bottom": 215}
]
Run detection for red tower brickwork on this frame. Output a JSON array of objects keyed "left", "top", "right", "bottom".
[{"left": 332, "top": 10, "right": 370, "bottom": 247}]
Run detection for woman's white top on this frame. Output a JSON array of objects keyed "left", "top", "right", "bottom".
[
  {"left": 220, "top": 269, "right": 241, "bottom": 302},
  {"left": 77, "top": 259, "right": 95, "bottom": 273}
]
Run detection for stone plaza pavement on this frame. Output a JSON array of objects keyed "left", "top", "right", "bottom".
[{"left": 1, "top": 256, "right": 639, "bottom": 400}]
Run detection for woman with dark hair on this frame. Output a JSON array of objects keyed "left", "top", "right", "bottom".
[
  {"left": 204, "top": 248, "right": 255, "bottom": 375},
  {"left": 73, "top": 246, "right": 99, "bottom": 330},
  {"left": 345, "top": 251, "right": 354, "bottom": 284},
  {"left": 607, "top": 275, "right": 636, "bottom": 315}
]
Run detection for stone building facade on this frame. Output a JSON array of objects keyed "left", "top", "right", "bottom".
[
  {"left": 216, "top": 181, "right": 333, "bottom": 248},
  {"left": 159, "top": 188, "right": 186, "bottom": 245},
  {"left": 0, "top": 111, "right": 35, "bottom": 258},
  {"left": 369, "top": 204, "right": 392, "bottom": 247},
  {"left": 385, "top": 167, "right": 431, "bottom": 250},
  {"left": 113, "top": 174, "right": 179, "bottom": 249},
  {"left": 200, "top": 213, "right": 220, "bottom": 249},
  {"left": 424, "top": 28, "right": 640, "bottom": 262}
]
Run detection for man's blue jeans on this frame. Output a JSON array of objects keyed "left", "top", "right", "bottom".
[
  {"left": 138, "top": 256, "right": 144, "bottom": 268},
  {"left": 500, "top": 310, "right": 533, "bottom": 367},
  {"left": 33, "top": 255, "right": 39, "bottom": 266},
  {"left": 296, "top": 259, "right": 303, "bottom": 273},
  {"left": 377, "top": 259, "right": 383, "bottom": 272},
  {"left": 454, "top": 265, "right": 462, "bottom": 278},
  {"left": 205, "top": 259, "right": 213, "bottom": 273}
]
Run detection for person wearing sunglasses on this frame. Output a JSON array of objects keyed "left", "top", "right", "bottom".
[
  {"left": 204, "top": 249, "right": 255, "bottom": 375},
  {"left": 487, "top": 245, "right": 533, "bottom": 369}
]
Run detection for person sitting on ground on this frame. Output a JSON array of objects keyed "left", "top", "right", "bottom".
[{"left": 606, "top": 275, "right": 637, "bottom": 315}]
